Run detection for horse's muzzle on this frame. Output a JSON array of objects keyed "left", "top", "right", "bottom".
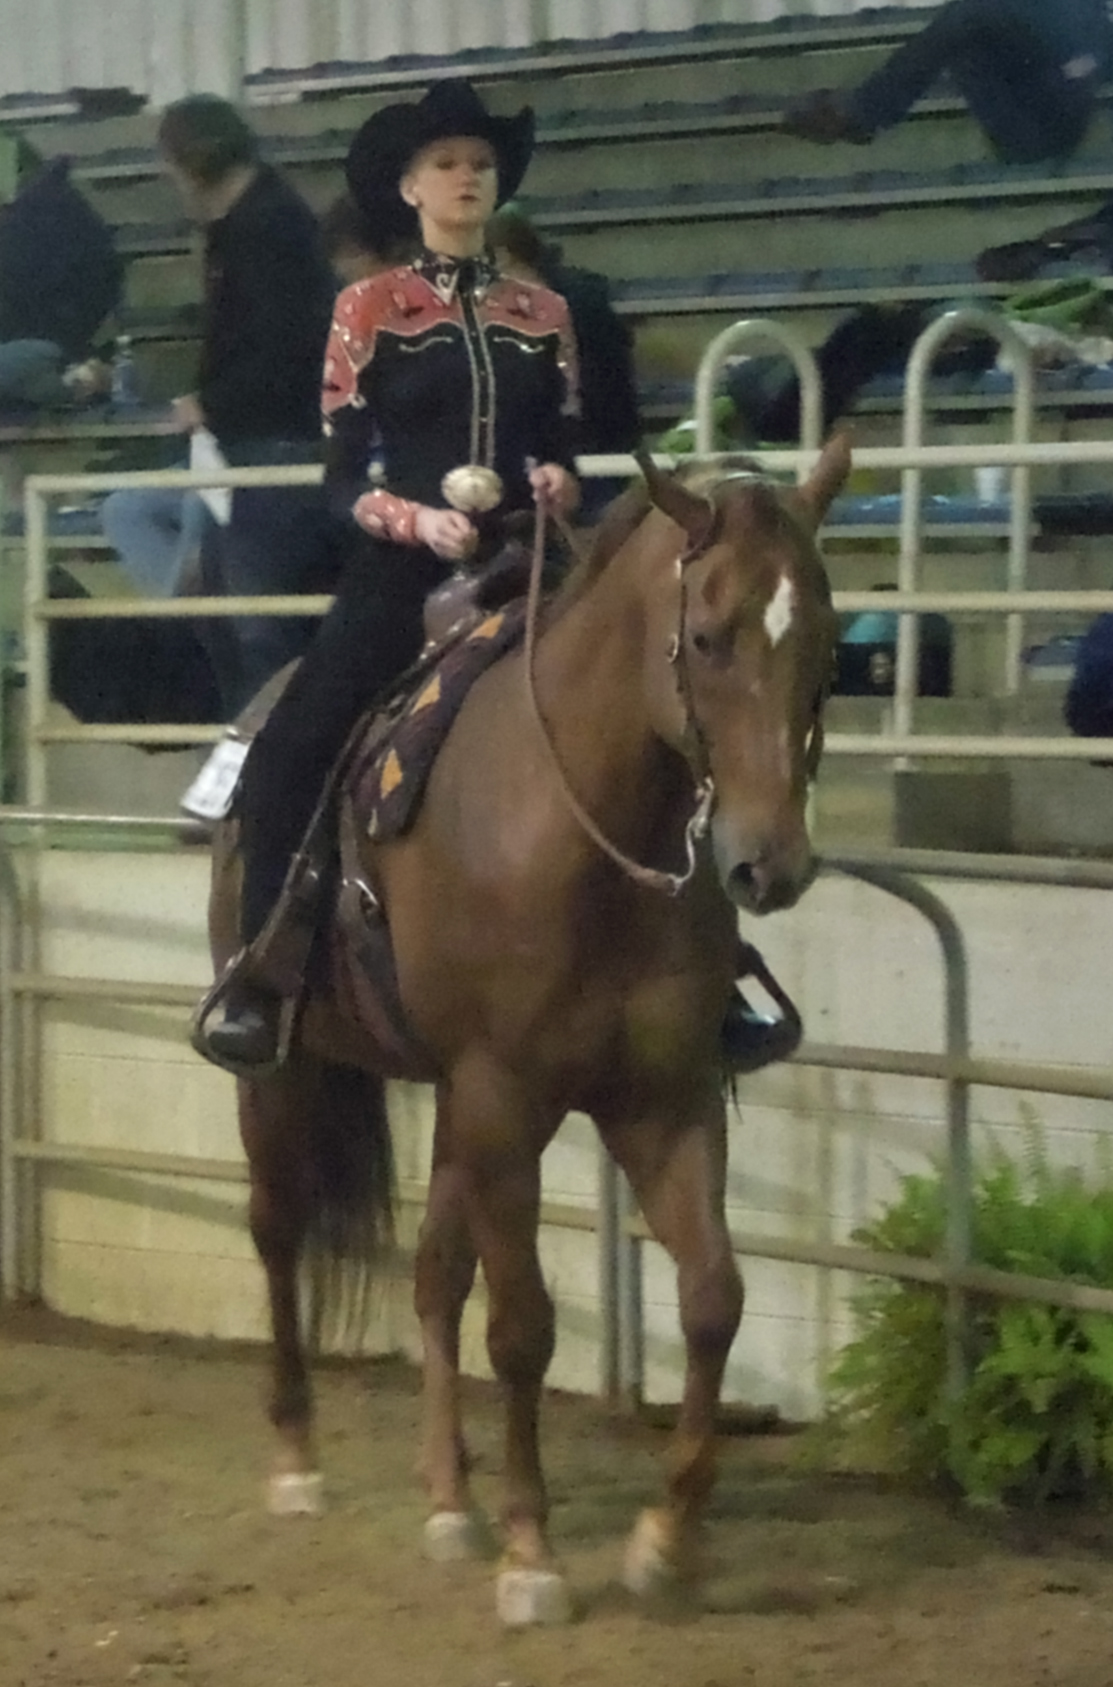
[{"left": 713, "top": 821, "right": 816, "bottom": 915}]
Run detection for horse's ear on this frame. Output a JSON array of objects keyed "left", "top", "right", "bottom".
[
  {"left": 796, "top": 431, "right": 852, "bottom": 528},
  {"left": 634, "top": 447, "right": 716, "bottom": 551}
]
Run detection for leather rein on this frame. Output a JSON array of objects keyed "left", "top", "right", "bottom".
[{"left": 523, "top": 493, "right": 717, "bottom": 899}]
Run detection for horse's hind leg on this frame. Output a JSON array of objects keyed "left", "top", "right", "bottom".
[
  {"left": 239, "top": 1071, "right": 322, "bottom": 1515},
  {"left": 600, "top": 1080, "right": 743, "bottom": 1596},
  {"left": 241, "top": 1055, "right": 395, "bottom": 1515},
  {"left": 414, "top": 1084, "right": 483, "bottom": 1559}
]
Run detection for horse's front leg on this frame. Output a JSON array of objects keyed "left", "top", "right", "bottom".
[
  {"left": 239, "top": 1075, "right": 323, "bottom": 1516},
  {"left": 600, "top": 1080, "right": 743, "bottom": 1596},
  {"left": 414, "top": 1085, "right": 483, "bottom": 1560},
  {"left": 447, "top": 1057, "right": 570, "bottom": 1626}
]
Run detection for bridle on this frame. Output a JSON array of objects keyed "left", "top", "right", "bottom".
[{"left": 524, "top": 490, "right": 721, "bottom": 898}]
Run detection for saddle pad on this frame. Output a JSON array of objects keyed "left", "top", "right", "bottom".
[{"left": 354, "top": 601, "right": 526, "bottom": 842}]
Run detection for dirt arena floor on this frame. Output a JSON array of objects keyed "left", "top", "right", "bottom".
[{"left": 3, "top": 1303, "right": 1113, "bottom": 1687}]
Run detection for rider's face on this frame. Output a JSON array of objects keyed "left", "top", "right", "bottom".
[{"left": 401, "top": 137, "right": 499, "bottom": 246}]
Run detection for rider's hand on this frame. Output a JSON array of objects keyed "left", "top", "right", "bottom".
[
  {"left": 172, "top": 392, "right": 206, "bottom": 433},
  {"left": 62, "top": 358, "right": 111, "bottom": 400},
  {"left": 414, "top": 505, "right": 478, "bottom": 561},
  {"left": 529, "top": 461, "right": 580, "bottom": 517}
]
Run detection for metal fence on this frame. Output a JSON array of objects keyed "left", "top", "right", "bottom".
[{"left": 4, "top": 312, "right": 1113, "bottom": 1407}]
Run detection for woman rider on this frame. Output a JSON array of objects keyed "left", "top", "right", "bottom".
[
  {"left": 201, "top": 79, "right": 580, "bottom": 1067},
  {"left": 200, "top": 78, "right": 801, "bottom": 1077}
]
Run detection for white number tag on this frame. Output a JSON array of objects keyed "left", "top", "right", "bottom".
[{"left": 180, "top": 736, "right": 250, "bottom": 821}]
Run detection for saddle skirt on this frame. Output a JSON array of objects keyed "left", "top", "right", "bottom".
[
  {"left": 349, "top": 599, "right": 526, "bottom": 842},
  {"left": 325, "top": 597, "right": 527, "bottom": 1077}
]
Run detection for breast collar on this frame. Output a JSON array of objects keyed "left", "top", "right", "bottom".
[{"left": 412, "top": 247, "right": 498, "bottom": 307}]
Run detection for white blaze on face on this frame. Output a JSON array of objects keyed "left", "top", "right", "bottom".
[{"left": 764, "top": 573, "right": 795, "bottom": 647}]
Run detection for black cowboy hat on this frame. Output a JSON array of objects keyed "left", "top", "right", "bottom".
[{"left": 346, "top": 79, "right": 534, "bottom": 247}]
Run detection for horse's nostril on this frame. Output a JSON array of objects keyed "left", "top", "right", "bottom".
[{"left": 728, "top": 862, "right": 760, "bottom": 906}]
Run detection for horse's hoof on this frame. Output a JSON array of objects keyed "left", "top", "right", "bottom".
[
  {"left": 423, "top": 1510, "right": 483, "bottom": 1563},
  {"left": 622, "top": 1509, "right": 674, "bottom": 1598},
  {"left": 496, "top": 1567, "right": 573, "bottom": 1627},
  {"left": 267, "top": 1471, "right": 325, "bottom": 1516}
]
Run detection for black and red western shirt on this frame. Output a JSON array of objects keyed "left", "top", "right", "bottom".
[{"left": 322, "top": 249, "right": 580, "bottom": 531}]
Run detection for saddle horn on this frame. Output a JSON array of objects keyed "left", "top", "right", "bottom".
[{"left": 634, "top": 447, "right": 717, "bottom": 557}]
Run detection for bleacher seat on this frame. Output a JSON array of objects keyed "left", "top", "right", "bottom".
[
  {"left": 2, "top": 1, "right": 1112, "bottom": 844},
  {"left": 1, "top": 504, "right": 104, "bottom": 540}
]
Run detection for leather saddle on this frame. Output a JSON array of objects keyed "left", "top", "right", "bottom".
[{"left": 192, "top": 543, "right": 537, "bottom": 1077}]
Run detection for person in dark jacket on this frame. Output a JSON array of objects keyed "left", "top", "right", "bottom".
[
  {"left": 158, "top": 95, "right": 341, "bottom": 709},
  {"left": 487, "top": 202, "right": 640, "bottom": 517},
  {"left": 158, "top": 95, "right": 334, "bottom": 454},
  {"left": 1065, "top": 615, "right": 1113, "bottom": 740},
  {"left": 782, "top": 0, "right": 1113, "bottom": 166},
  {"left": 0, "top": 155, "right": 119, "bottom": 406},
  {"left": 318, "top": 191, "right": 408, "bottom": 286}
]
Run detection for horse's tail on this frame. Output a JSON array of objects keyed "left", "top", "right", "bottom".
[{"left": 297, "top": 1055, "right": 397, "bottom": 1353}]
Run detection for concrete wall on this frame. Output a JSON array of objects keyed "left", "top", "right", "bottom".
[{"left": 13, "top": 844, "right": 1112, "bottom": 1421}]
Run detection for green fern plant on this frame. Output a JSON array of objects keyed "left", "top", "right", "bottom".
[{"left": 818, "top": 1132, "right": 1113, "bottom": 1506}]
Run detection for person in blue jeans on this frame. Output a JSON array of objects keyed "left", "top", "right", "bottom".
[
  {"left": 782, "top": 0, "right": 1113, "bottom": 165},
  {"left": 156, "top": 96, "right": 339, "bottom": 714},
  {"left": 100, "top": 485, "right": 214, "bottom": 598},
  {"left": 1065, "top": 615, "right": 1113, "bottom": 740}
]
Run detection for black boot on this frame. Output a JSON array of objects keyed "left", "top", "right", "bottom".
[
  {"left": 719, "top": 942, "right": 803, "bottom": 1075},
  {"left": 199, "top": 983, "right": 282, "bottom": 1073},
  {"left": 720, "top": 988, "right": 802, "bottom": 1074}
]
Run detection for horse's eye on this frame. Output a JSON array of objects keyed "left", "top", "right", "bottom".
[{"left": 690, "top": 626, "right": 731, "bottom": 665}]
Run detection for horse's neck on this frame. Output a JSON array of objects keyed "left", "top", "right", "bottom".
[{"left": 536, "top": 536, "right": 688, "bottom": 844}]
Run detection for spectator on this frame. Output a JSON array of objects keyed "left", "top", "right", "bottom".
[
  {"left": 978, "top": 198, "right": 1113, "bottom": 283},
  {"left": 835, "top": 585, "right": 954, "bottom": 699},
  {"left": 0, "top": 156, "right": 119, "bottom": 408},
  {"left": 724, "top": 303, "right": 933, "bottom": 445},
  {"left": 157, "top": 95, "right": 340, "bottom": 712},
  {"left": 487, "top": 203, "right": 640, "bottom": 516},
  {"left": 100, "top": 481, "right": 215, "bottom": 599},
  {"left": 318, "top": 191, "right": 407, "bottom": 286},
  {"left": 1065, "top": 615, "right": 1113, "bottom": 739},
  {"left": 98, "top": 187, "right": 394, "bottom": 607},
  {"left": 782, "top": 0, "right": 1113, "bottom": 166}
]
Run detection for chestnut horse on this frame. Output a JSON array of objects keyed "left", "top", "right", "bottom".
[{"left": 208, "top": 438, "right": 848, "bottom": 1624}]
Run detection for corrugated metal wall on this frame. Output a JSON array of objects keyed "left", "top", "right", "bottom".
[
  {"left": 0, "top": 0, "right": 937, "bottom": 106},
  {"left": 0, "top": 0, "right": 245, "bottom": 104}
]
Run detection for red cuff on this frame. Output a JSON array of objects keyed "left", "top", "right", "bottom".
[{"left": 353, "top": 489, "right": 421, "bottom": 545}]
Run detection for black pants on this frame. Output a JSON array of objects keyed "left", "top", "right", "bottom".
[{"left": 237, "top": 536, "right": 449, "bottom": 946}]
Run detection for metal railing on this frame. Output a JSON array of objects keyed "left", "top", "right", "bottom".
[
  {"left": 20, "top": 441, "right": 1113, "bottom": 781},
  {"left": 5, "top": 319, "right": 1113, "bottom": 1407},
  {"left": 3, "top": 814, "right": 1112, "bottom": 1405},
  {"left": 694, "top": 318, "right": 822, "bottom": 458},
  {"left": 899, "top": 309, "right": 1035, "bottom": 717}
]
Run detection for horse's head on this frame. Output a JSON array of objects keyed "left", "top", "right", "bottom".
[{"left": 637, "top": 436, "right": 848, "bottom": 914}]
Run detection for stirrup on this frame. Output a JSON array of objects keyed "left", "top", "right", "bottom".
[{"left": 191, "top": 953, "right": 297, "bottom": 1079}]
